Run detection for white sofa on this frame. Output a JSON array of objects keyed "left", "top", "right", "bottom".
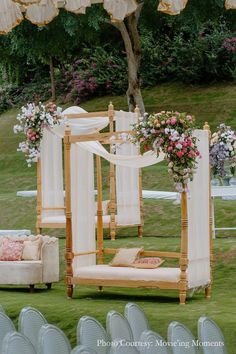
[{"left": 0, "top": 235, "right": 59, "bottom": 292}]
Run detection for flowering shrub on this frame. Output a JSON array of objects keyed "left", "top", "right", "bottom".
[
  {"left": 13, "top": 102, "right": 63, "bottom": 166},
  {"left": 133, "top": 111, "right": 200, "bottom": 191},
  {"left": 210, "top": 124, "right": 236, "bottom": 178}
]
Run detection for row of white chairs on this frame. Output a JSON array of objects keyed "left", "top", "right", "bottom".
[{"left": 0, "top": 303, "right": 227, "bottom": 354}]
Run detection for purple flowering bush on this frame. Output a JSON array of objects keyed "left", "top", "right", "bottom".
[
  {"left": 58, "top": 46, "right": 127, "bottom": 104},
  {"left": 210, "top": 124, "right": 236, "bottom": 178}
]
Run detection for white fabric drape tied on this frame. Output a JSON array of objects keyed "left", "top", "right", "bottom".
[
  {"left": 225, "top": 0, "right": 236, "bottom": 9},
  {"left": 158, "top": 0, "right": 188, "bottom": 15},
  {"left": 0, "top": 0, "right": 23, "bottom": 35}
]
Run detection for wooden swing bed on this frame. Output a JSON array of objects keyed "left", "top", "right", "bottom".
[
  {"left": 36, "top": 103, "right": 144, "bottom": 240},
  {"left": 64, "top": 123, "right": 213, "bottom": 305}
]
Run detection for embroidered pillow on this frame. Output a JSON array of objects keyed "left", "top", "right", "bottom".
[
  {"left": 22, "top": 238, "right": 42, "bottom": 261},
  {"left": 110, "top": 248, "right": 143, "bottom": 267},
  {"left": 132, "top": 257, "right": 165, "bottom": 269},
  {"left": 0, "top": 238, "right": 24, "bottom": 261}
]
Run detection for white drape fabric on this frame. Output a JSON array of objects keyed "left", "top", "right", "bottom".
[
  {"left": 225, "top": 0, "right": 236, "bottom": 9},
  {"left": 103, "top": 0, "right": 138, "bottom": 21},
  {"left": 0, "top": 0, "right": 139, "bottom": 33},
  {"left": 41, "top": 128, "right": 64, "bottom": 220},
  {"left": 26, "top": 0, "right": 59, "bottom": 25},
  {"left": 158, "top": 0, "right": 188, "bottom": 15},
  {"left": 77, "top": 141, "right": 164, "bottom": 167},
  {"left": 65, "top": 0, "right": 91, "bottom": 14},
  {"left": 71, "top": 143, "right": 96, "bottom": 270},
  {"left": 187, "top": 130, "right": 210, "bottom": 288},
  {"left": 115, "top": 111, "right": 140, "bottom": 225},
  {"left": 0, "top": 0, "right": 23, "bottom": 35},
  {"left": 40, "top": 104, "right": 109, "bottom": 225}
]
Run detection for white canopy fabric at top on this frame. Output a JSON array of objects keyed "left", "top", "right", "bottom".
[{"left": 1, "top": 0, "right": 236, "bottom": 36}]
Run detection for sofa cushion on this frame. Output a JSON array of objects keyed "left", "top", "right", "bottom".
[
  {"left": 110, "top": 248, "right": 143, "bottom": 267},
  {"left": 0, "top": 238, "right": 24, "bottom": 261},
  {"left": 22, "top": 237, "right": 42, "bottom": 261},
  {"left": 74, "top": 265, "right": 181, "bottom": 283},
  {"left": 0, "top": 261, "right": 43, "bottom": 284}
]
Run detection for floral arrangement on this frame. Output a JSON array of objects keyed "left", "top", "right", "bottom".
[
  {"left": 210, "top": 123, "right": 236, "bottom": 179},
  {"left": 13, "top": 102, "right": 63, "bottom": 167},
  {"left": 133, "top": 111, "right": 200, "bottom": 192}
]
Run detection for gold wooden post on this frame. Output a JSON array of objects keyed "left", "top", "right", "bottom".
[
  {"left": 203, "top": 121, "right": 213, "bottom": 299},
  {"left": 64, "top": 126, "right": 74, "bottom": 299},
  {"left": 36, "top": 158, "right": 42, "bottom": 234},
  {"left": 108, "top": 102, "right": 116, "bottom": 241},
  {"left": 135, "top": 105, "right": 144, "bottom": 238},
  {"left": 179, "top": 188, "right": 188, "bottom": 305},
  {"left": 96, "top": 155, "right": 104, "bottom": 265}
]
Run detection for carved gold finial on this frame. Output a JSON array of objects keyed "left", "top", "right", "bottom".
[
  {"left": 203, "top": 121, "right": 211, "bottom": 138},
  {"left": 108, "top": 101, "right": 114, "bottom": 110}
]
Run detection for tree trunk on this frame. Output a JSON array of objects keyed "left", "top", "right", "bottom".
[
  {"left": 49, "top": 57, "right": 56, "bottom": 102},
  {"left": 113, "top": 7, "right": 145, "bottom": 115}
]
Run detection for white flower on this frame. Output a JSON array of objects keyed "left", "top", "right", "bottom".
[{"left": 176, "top": 143, "right": 182, "bottom": 150}]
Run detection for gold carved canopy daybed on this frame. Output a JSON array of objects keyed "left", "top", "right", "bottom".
[
  {"left": 36, "top": 104, "right": 144, "bottom": 240},
  {"left": 63, "top": 120, "right": 213, "bottom": 305}
]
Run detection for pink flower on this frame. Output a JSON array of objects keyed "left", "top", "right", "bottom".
[
  {"left": 187, "top": 115, "right": 192, "bottom": 121},
  {"left": 176, "top": 151, "right": 184, "bottom": 158},
  {"left": 166, "top": 119, "right": 171, "bottom": 124},
  {"left": 159, "top": 138, "right": 164, "bottom": 144},
  {"left": 167, "top": 146, "right": 173, "bottom": 152},
  {"left": 188, "top": 151, "right": 196, "bottom": 158},
  {"left": 170, "top": 117, "right": 177, "bottom": 125},
  {"left": 30, "top": 136, "right": 36, "bottom": 141}
]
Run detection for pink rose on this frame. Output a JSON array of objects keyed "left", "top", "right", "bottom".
[
  {"left": 167, "top": 146, "right": 173, "bottom": 152},
  {"left": 176, "top": 151, "right": 184, "bottom": 158},
  {"left": 170, "top": 117, "right": 177, "bottom": 125},
  {"left": 187, "top": 115, "right": 192, "bottom": 121},
  {"left": 166, "top": 119, "right": 171, "bottom": 124},
  {"left": 30, "top": 136, "right": 36, "bottom": 141},
  {"left": 188, "top": 151, "right": 195, "bottom": 158}
]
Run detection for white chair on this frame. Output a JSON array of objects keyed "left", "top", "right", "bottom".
[
  {"left": 140, "top": 330, "right": 170, "bottom": 354},
  {"left": 0, "top": 313, "right": 16, "bottom": 349},
  {"left": 18, "top": 307, "right": 47, "bottom": 350},
  {"left": 0, "top": 305, "right": 5, "bottom": 313},
  {"left": 71, "top": 345, "right": 98, "bottom": 354},
  {"left": 168, "top": 321, "right": 198, "bottom": 354},
  {"left": 2, "top": 331, "right": 36, "bottom": 354},
  {"left": 198, "top": 316, "right": 227, "bottom": 354},
  {"left": 106, "top": 311, "right": 133, "bottom": 342},
  {"left": 124, "top": 303, "right": 149, "bottom": 341},
  {"left": 77, "top": 316, "right": 108, "bottom": 354},
  {"left": 38, "top": 324, "right": 71, "bottom": 354}
]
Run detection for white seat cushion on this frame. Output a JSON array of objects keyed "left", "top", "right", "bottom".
[
  {"left": 74, "top": 265, "right": 181, "bottom": 282},
  {"left": 0, "top": 261, "right": 42, "bottom": 284},
  {"left": 42, "top": 215, "right": 66, "bottom": 224}
]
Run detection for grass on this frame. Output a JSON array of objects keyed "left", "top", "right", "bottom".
[{"left": 0, "top": 82, "right": 236, "bottom": 352}]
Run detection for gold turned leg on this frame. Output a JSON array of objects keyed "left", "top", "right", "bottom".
[
  {"left": 110, "top": 227, "right": 116, "bottom": 241},
  {"left": 67, "top": 285, "right": 73, "bottom": 299},
  {"left": 138, "top": 225, "right": 143, "bottom": 238},
  {"left": 179, "top": 290, "right": 187, "bottom": 305},
  {"left": 205, "top": 286, "right": 211, "bottom": 299}
]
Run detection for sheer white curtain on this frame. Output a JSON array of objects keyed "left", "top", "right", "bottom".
[
  {"left": 187, "top": 130, "right": 210, "bottom": 288},
  {"left": 40, "top": 106, "right": 109, "bottom": 224},
  {"left": 115, "top": 111, "right": 141, "bottom": 225},
  {"left": 71, "top": 144, "right": 96, "bottom": 270},
  {"left": 41, "top": 128, "right": 64, "bottom": 220}
]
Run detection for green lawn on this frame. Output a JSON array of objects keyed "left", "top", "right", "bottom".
[{"left": 0, "top": 82, "right": 236, "bottom": 352}]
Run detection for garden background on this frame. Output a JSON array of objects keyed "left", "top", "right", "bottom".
[{"left": 1, "top": 0, "right": 236, "bottom": 352}]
